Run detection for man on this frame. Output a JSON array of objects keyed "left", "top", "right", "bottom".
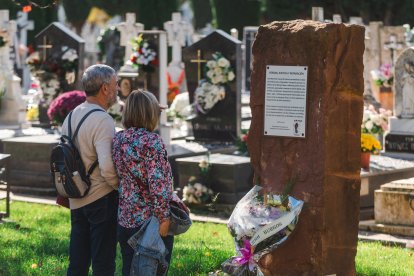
[{"left": 62, "top": 64, "right": 120, "bottom": 275}]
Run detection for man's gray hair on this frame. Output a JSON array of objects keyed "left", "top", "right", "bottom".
[{"left": 82, "top": 64, "right": 116, "bottom": 96}]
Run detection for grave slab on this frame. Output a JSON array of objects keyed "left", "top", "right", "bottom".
[
  {"left": 374, "top": 178, "right": 414, "bottom": 226},
  {"left": 2, "top": 135, "right": 59, "bottom": 195},
  {"left": 175, "top": 153, "right": 253, "bottom": 204}
]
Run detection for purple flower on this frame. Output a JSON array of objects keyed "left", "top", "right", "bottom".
[{"left": 47, "top": 90, "right": 86, "bottom": 124}]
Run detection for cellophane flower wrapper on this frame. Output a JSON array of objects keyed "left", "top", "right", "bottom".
[{"left": 222, "top": 185, "right": 304, "bottom": 275}]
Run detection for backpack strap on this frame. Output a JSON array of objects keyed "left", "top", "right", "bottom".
[
  {"left": 71, "top": 109, "right": 105, "bottom": 141},
  {"left": 68, "top": 108, "right": 106, "bottom": 177}
]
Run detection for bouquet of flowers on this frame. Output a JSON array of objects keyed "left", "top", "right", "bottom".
[
  {"left": 205, "top": 52, "right": 235, "bottom": 85},
  {"left": 47, "top": 90, "right": 86, "bottom": 125},
  {"left": 361, "top": 133, "right": 381, "bottom": 153},
  {"left": 26, "top": 47, "right": 79, "bottom": 108},
  {"left": 193, "top": 52, "right": 235, "bottom": 114},
  {"left": 194, "top": 81, "right": 225, "bottom": 114},
  {"left": 128, "top": 34, "right": 158, "bottom": 73},
  {"left": 222, "top": 185, "right": 304, "bottom": 275},
  {"left": 371, "top": 63, "right": 394, "bottom": 87},
  {"left": 361, "top": 105, "right": 391, "bottom": 135},
  {"left": 182, "top": 177, "right": 214, "bottom": 205},
  {"left": 167, "top": 92, "right": 192, "bottom": 120}
]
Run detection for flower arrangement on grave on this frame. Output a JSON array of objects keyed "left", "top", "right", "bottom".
[
  {"left": 26, "top": 47, "right": 79, "bottom": 108},
  {"left": 194, "top": 52, "right": 235, "bottom": 114},
  {"left": 47, "top": 90, "right": 86, "bottom": 125},
  {"left": 361, "top": 105, "right": 391, "bottom": 135},
  {"left": 26, "top": 105, "right": 39, "bottom": 121},
  {"left": 108, "top": 96, "right": 125, "bottom": 123},
  {"left": 370, "top": 63, "right": 394, "bottom": 87},
  {"left": 166, "top": 92, "right": 192, "bottom": 121},
  {"left": 128, "top": 34, "right": 158, "bottom": 73},
  {"left": 167, "top": 70, "right": 185, "bottom": 105},
  {"left": 361, "top": 133, "right": 381, "bottom": 154},
  {"left": 182, "top": 152, "right": 215, "bottom": 205},
  {"left": 235, "top": 130, "right": 249, "bottom": 155},
  {"left": 221, "top": 178, "right": 304, "bottom": 275}
]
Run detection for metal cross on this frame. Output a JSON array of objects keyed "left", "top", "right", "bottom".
[
  {"left": 190, "top": 49, "right": 207, "bottom": 83},
  {"left": 38, "top": 36, "right": 52, "bottom": 60}
]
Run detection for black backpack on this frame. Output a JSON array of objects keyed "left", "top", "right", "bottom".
[{"left": 50, "top": 109, "right": 104, "bottom": 198}]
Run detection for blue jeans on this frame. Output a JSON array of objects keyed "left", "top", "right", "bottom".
[
  {"left": 118, "top": 224, "right": 174, "bottom": 276},
  {"left": 67, "top": 191, "right": 118, "bottom": 276}
]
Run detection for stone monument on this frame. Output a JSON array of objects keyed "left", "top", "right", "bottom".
[
  {"left": 385, "top": 47, "right": 414, "bottom": 158},
  {"left": 248, "top": 20, "right": 364, "bottom": 274}
]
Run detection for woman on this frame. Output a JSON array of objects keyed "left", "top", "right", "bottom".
[{"left": 112, "top": 90, "right": 173, "bottom": 275}]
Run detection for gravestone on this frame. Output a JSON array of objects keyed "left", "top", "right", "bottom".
[
  {"left": 176, "top": 153, "right": 253, "bottom": 204},
  {"left": 182, "top": 30, "right": 242, "bottom": 142},
  {"left": 384, "top": 47, "right": 414, "bottom": 156},
  {"left": 2, "top": 135, "right": 59, "bottom": 195},
  {"left": 98, "top": 26, "right": 124, "bottom": 70},
  {"left": 248, "top": 20, "right": 364, "bottom": 274},
  {"left": 164, "top": 12, "right": 190, "bottom": 104},
  {"left": 242, "top": 26, "right": 258, "bottom": 94},
  {"left": 0, "top": 10, "right": 25, "bottom": 126}
]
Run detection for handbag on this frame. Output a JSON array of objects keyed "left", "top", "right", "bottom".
[
  {"left": 133, "top": 174, "right": 192, "bottom": 236},
  {"left": 168, "top": 193, "right": 192, "bottom": 235}
]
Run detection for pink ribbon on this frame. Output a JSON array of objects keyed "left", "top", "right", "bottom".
[{"left": 234, "top": 240, "right": 255, "bottom": 271}]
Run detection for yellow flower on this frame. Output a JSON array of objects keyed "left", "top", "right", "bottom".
[
  {"left": 361, "top": 133, "right": 381, "bottom": 153},
  {"left": 204, "top": 251, "right": 212, "bottom": 257},
  {"left": 31, "top": 263, "right": 38, "bottom": 269},
  {"left": 26, "top": 106, "right": 39, "bottom": 121}
]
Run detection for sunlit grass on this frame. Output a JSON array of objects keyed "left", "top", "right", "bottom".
[{"left": 0, "top": 201, "right": 413, "bottom": 275}]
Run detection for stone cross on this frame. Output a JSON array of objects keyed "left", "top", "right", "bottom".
[
  {"left": 333, "top": 14, "right": 342, "bottom": 23},
  {"left": 16, "top": 11, "right": 34, "bottom": 93},
  {"left": 0, "top": 10, "right": 14, "bottom": 74},
  {"left": 384, "top": 34, "right": 404, "bottom": 66},
  {"left": 16, "top": 11, "right": 34, "bottom": 47},
  {"left": 190, "top": 49, "right": 207, "bottom": 84},
  {"left": 117, "top": 13, "right": 144, "bottom": 64},
  {"left": 38, "top": 36, "right": 52, "bottom": 61},
  {"left": 163, "top": 12, "right": 190, "bottom": 63},
  {"left": 311, "top": 7, "right": 324, "bottom": 22}
]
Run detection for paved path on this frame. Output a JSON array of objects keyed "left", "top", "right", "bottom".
[{"left": 2, "top": 191, "right": 414, "bottom": 248}]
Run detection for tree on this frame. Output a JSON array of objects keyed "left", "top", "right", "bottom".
[
  {"left": 62, "top": 0, "right": 92, "bottom": 34},
  {"left": 212, "top": 0, "right": 261, "bottom": 34}
]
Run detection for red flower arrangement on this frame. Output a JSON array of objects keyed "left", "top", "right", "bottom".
[{"left": 47, "top": 90, "right": 86, "bottom": 125}]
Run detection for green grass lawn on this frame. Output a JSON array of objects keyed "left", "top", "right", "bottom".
[{"left": 0, "top": 201, "right": 413, "bottom": 275}]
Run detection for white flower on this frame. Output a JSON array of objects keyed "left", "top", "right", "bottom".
[
  {"left": 370, "top": 114, "right": 381, "bottom": 126},
  {"left": 62, "top": 49, "right": 78, "bottom": 62},
  {"left": 206, "top": 70, "right": 215, "bottom": 79},
  {"left": 227, "top": 71, "right": 235, "bottom": 81},
  {"left": 212, "top": 75, "right": 222, "bottom": 84},
  {"left": 365, "top": 120, "right": 373, "bottom": 131},
  {"left": 213, "top": 67, "right": 222, "bottom": 75},
  {"left": 218, "top": 57, "right": 230, "bottom": 67},
  {"left": 194, "top": 183, "right": 203, "bottom": 191},
  {"left": 207, "top": 60, "right": 216, "bottom": 68}
]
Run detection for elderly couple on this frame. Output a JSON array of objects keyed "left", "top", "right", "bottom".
[{"left": 62, "top": 64, "right": 174, "bottom": 276}]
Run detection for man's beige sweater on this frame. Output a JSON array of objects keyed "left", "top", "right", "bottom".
[{"left": 61, "top": 102, "right": 119, "bottom": 209}]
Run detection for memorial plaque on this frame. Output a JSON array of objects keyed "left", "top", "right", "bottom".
[
  {"left": 264, "top": 65, "right": 308, "bottom": 138},
  {"left": 385, "top": 133, "right": 414, "bottom": 153}
]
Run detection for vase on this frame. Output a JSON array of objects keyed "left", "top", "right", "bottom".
[
  {"left": 378, "top": 86, "right": 393, "bottom": 111},
  {"left": 361, "top": 152, "right": 371, "bottom": 171}
]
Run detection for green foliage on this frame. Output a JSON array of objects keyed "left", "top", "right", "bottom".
[
  {"left": 190, "top": 0, "right": 213, "bottom": 29},
  {"left": 135, "top": 0, "right": 179, "bottom": 30},
  {"left": 212, "top": 0, "right": 261, "bottom": 34}
]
